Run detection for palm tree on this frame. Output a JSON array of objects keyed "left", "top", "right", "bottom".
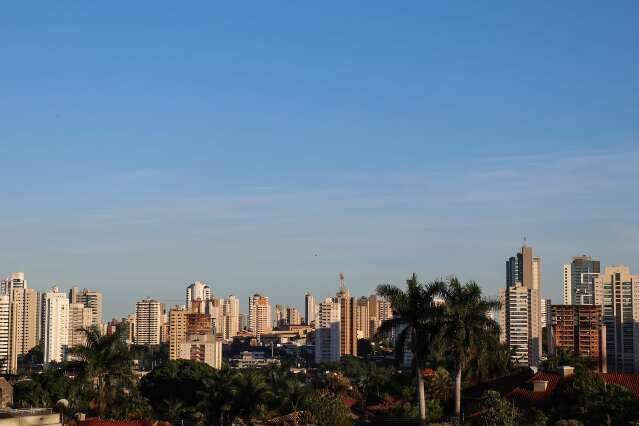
[
  {"left": 232, "top": 370, "right": 274, "bottom": 420},
  {"left": 438, "top": 277, "right": 500, "bottom": 419},
  {"left": 279, "top": 378, "right": 310, "bottom": 413},
  {"left": 197, "top": 368, "right": 238, "bottom": 425},
  {"left": 67, "top": 323, "right": 133, "bottom": 418},
  {"left": 377, "top": 273, "right": 445, "bottom": 426}
]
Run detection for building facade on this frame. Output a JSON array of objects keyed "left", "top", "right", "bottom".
[
  {"left": 304, "top": 292, "right": 318, "bottom": 327},
  {"left": 596, "top": 265, "right": 639, "bottom": 373},
  {"left": 135, "top": 298, "right": 163, "bottom": 345},
  {"left": 563, "top": 256, "right": 600, "bottom": 305},
  {"left": 186, "top": 281, "right": 211, "bottom": 312},
  {"left": 222, "top": 295, "right": 240, "bottom": 341},
  {"left": 287, "top": 307, "right": 301, "bottom": 326},
  {"left": 548, "top": 304, "right": 606, "bottom": 372},
  {"left": 178, "top": 334, "right": 222, "bottom": 369},
  {"left": 69, "top": 287, "right": 103, "bottom": 326},
  {"left": 248, "top": 294, "right": 272, "bottom": 338},
  {"left": 336, "top": 275, "right": 357, "bottom": 357},
  {"left": 42, "top": 287, "right": 70, "bottom": 364},
  {"left": 500, "top": 244, "right": 542, "bottom": 366},
  {"left": 355, "top": 296, "right": 370, "bottom": 339},
  {"left": 68, "top": 303, "right": 93, "bottom": 348},
  {"left": 315, "top": 297, "right": 341, "bottom": 363}
]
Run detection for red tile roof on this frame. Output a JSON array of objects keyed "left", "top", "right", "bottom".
[
  {"left": 601, "top": 373, "right": 639, "bottom": 399},
  {"left": 505, "top": 371, "right": 562, "bottom": 403},
  {"left": 79, "top": 421, "right": 161, "bottom": 426}
]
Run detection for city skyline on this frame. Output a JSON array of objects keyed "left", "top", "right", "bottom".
[
  {"left": 2, "top": 2, "right": 638, "bottom": 321},
  {"left": 2, "top": 245, "right": 638, "bottom": 320}
]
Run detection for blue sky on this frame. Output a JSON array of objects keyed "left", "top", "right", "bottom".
[{"left": 1, "top": 2, "right": 638, "bottom": 319}]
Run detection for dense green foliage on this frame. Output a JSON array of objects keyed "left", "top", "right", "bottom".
[
  {"left": 479, "top": 390, "right": 520, "bottom": 426},
  {"left": 549, "top": 367, "right": 639, "bottom": 425}
]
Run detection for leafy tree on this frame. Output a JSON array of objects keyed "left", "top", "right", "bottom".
[
  {"left": 438, "top": 276, "right": 500, "bottom": 418},
  {"left": 550, "top": 368, "right": 639, "bottom": 425},
  {"left": 423, "top": 367, "right": 451, "bottom": 402},
  {"left": 302, "top": 390, "right": 352, "bottom": 426},
  {"left": 376, "top": 273, "right": 445, "bottom": 425},
  {"left": 479, "top": 390, "right": 520, "bottom": 426},
  {"left": 357, "top": 339, "right": 373, "bottom": 357},
  {"left": 14, "top": 363, "right": 83, "bottom": 412},
  {"left": 140, "top": 359, "right": 216, "bottom": 421}
]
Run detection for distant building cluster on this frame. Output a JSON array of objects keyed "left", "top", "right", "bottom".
[
  {"left": 499, "top": 245, "right": 639, "bottom": 373},
  {"left": 0, "top": 272, "right": 103, "bottom": 373}
]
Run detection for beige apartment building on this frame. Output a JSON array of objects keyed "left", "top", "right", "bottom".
[
  {"left": 499, "top": 244, "right": 542, "bottom": 366},
  {"left": 595, "top": 265, "right": 639, "bottom": 373}
]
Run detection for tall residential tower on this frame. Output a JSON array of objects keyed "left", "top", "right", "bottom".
[{"left": 499, "top": 244, "right": 542, "bottom": 366}]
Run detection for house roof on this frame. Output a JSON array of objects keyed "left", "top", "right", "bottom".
[
  {"left": 505, "top": 371, "right": 562, "bottom": 403},
  {"left": 601, "top": 373, "right": 639, "bottom": 399}
]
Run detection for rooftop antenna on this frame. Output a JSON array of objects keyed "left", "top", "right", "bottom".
[
  {"left": 523, "top": 236, "right": 528, "bottom": 246},
  {"left": 339, "top": 272, "right": 345, "bottom": 290}
]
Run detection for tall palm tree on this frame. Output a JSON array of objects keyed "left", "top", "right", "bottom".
[
  {"left": 377, "top": 273, "right": 445, "bottom": 426},
  {"left": 67, "top": 323, "right": 133, "bottom": 418},
  {"left": 438, "top": 277, "right": 500, "bottom": 419}
]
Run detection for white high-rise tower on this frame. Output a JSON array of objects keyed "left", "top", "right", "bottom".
[
  {"left": 186, "top": 281, "right": 212, "bottom": 311},
  {"left": 42, "top": 287, "right": 70, "bottom": 364}
]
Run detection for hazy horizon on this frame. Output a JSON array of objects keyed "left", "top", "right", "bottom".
[{"left": 2, "top": 2, "right": 638, "bottom": 319}]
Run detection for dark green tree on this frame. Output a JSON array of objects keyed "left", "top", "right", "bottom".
[
  {"left": 479, "top": 390, "right": 520, "bottom": 426},
  {"left": 301, "top": 390, "right": 352, "bottom": 426},
  {"left": 140, "top": 359, "right": 216, "bottom": 422},
  {"left": 232, "top": 370, "right": 274, "bottom": 420},
  {"left": 196, "top": 368, "right": 238, "bottom": 425}
]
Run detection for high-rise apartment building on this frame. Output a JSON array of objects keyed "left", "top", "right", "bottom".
[
  {"left": 541, "top": 298, "right": 552, "bottom": 329},
  {"left": 135, "top": 298, "right": 163, "bottom": 345},
  {"left": 42, "top": 287, "right": 70, "bottom": 364},
  {"left": 0, "top": 272, "right": 27, "bottom": 294},
  {"left": 287, "top": 307, "right": 302, "bottom": 326},
  {"left": 304, "top": 293, "right": 318, "bottom": 327},
  {"left": 222, "top": 295, "right": 240, "bottom": 341},
  {"left": 0, "top": 296, "right": 10, "bottom": 373},
  {"left": 69, "top": 287, "right": 103, "bottom": 326},
  {"left": 499, "top": 244, "right": 542, "bottom": 366},
  {"left": 274, "top": 304, "right": 287, "bottom": 328},
  {"left": 248, "top": 294, "right": 272, "bottom": 338},
  {"left": 336, "top": 274, "right": 357, "bottom": 356},
  {"left": 125, "top": 314, "right": 136, "bottom": 343},
  {"left": 178, "top": 334, "right": 223, "bottom": 369},
  {"left": 548, "top": 304, "right": 606, "bottom": 372},
  {"left": 355, "top": 296, "right": 370, "bottom": 339},
  {"left": 238, "top": 313, "right": 247, "bottom": 331},
  {"left": 315, "top": 297, "right": 341, "bottom": 363},
  {"left": 186, "top": 281, "right": 211, "bottom": 312},
  {"left": 368, "top": 295, "right": 392, "bottom": 336},
  {"left": 0, "top": 272, "right": 36, "bottom": 370},
  {"left": 596, "top": 265, "right": 639, "bottom": 373},
  {"left": 68, "top": 303, "right": 93, "bottom": 348},
  {"left": 563, "top": 256, "right": 600, "bottom": 305},
  {"left": 204, "top": 297, "right": 222, "bottom": 332},
  {"left": 9, "top": 286, "right": 38, "bottom": 372},
  {"left": 169, "top": 307, "right": 187, "bottom": 360}
]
